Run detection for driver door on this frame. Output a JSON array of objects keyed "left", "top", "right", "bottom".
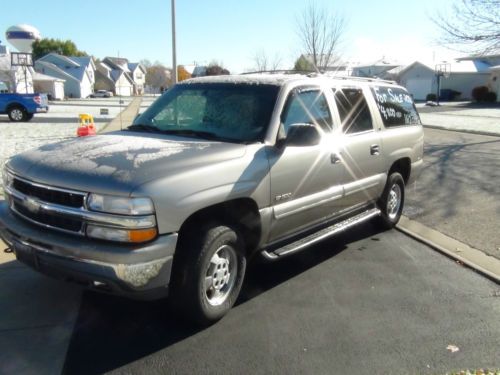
[{"left": 266, "top": 86, "right": 346, "bottom": 243}]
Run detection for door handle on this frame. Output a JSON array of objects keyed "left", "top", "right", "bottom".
[
  {"left": 370, "top": 144, "right": 380, "bottom": 156},
  {"left": 331, "top": 153, "right": 342, "bottom": 164}
]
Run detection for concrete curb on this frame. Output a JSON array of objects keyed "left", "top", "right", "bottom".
[
  {"left": 422, "top": 124, "right": 500, "bottom": 138},
  {"left": 397, "top": 216, "right": 500, "bottom": 284}
]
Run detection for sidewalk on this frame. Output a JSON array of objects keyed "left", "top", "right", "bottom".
[
  {"left": 418, "top": 105, "right": 500, "bottom": 137},
  {"left": 100, "top": 96, "right": 143, "bottom": 133}
]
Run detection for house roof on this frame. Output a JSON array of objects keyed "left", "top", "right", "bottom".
[
  {"left": 354, "top": 57, "right": 400, "bottom": 69},
  {"left": 490, "top": 65, "right": 500, "bottom": 71},
  {"left": 35, "top": 61, "right": 79, "bottom": 82},
  {"left": 457, "top": 52, "right": 500, "bottom": 61},
  {"left": 110, "top": 69, "right": 134, "bottom": 85},
  {"left": 38, "top": 53, "right": 80, "bottom": 67},
  {"left": 33, "top": 71, "right": 66, "bottom": 82},
  {"left": 104, "top": 57, "right": 130, "bottom": 72}
]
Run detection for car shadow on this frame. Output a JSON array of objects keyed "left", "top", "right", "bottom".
[{"left": 62, "top": 222, "right": 383, "bottom": 374}]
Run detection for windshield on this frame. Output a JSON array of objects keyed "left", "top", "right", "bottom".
[{"left": 131, "top": 83, "right": 280, "bottom": 143}]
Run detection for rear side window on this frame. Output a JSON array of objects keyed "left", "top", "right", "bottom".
[
  {"left": 281, "top": 89, "right": 332, "bottom": 133},
  {"left": 371, "top": 86, "right": 421, "bottom": 127},
  {"left": 334, "top": 88, "right": 373, "bottom": 134}
]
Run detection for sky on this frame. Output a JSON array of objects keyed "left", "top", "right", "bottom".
[{"left": 1, "top": 0, "right": 460, "bottom": 73}]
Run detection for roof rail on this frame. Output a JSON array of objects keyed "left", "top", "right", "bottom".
[
  {"left": 241, "top": 69, "right": 319, "bottom": 76},
  {"left": 332, "top": 76, "right": 396, "bottom": 84},
  {"left": 240, "top": 70, "right": 397, "bottom": 84}
]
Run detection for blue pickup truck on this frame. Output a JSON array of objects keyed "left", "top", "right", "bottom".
[{"left": 0, "top": 93, "right": 49, "bottom": 122}]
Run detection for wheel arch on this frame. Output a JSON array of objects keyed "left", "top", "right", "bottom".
[
  {"left": 388, "top": 157, "right": 411, "bottom": 184},
  {"left": 177, "top": 198, "right": 262, "bottom": 257}
]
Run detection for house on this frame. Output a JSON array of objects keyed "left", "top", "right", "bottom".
[
  {"left": 32, "top": 72, "right": 65, "bottom": 100},
  {"left": 0, "top": 44, "right": 34, "bottom": 94},
  {"left": 351, "top": 58, "right": 400, "bottom": 78},
  {"left": 389, "top": 60, "right": 491, "bottom": 101},
  {"left": 127, "top": 63, "right": 146, "bottom": 94},
  {"left": 489, "top": 65, "right": 500, "bottom": 102},
  {"left": 458, "top": 52, "right": 500, "bottom": 102},
  {"left": 35, "top": 53, "right": 95, "bottom": 98},
  {"left": 96, "top": 57, "right": 146, "bottom": 95},
  {"left": 297, "top": 54, "right": 356, "bottom": 76}
]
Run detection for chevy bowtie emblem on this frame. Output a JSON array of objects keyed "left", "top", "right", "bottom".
[{"left": 23, "top": 197, "right": 41, "bottom": 213}]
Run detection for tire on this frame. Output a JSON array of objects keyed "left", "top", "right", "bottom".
[
  {"left": 171, "top": 224, "right": 246, "bottom": 326},
  {"left": 376, "top": 172, "right": 405, "bottom": 229},
  {"left": 8, "top": 106, "right": 27, "bottom": 122}
]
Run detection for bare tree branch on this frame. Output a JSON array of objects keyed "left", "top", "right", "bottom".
[
  {"left": 296, "top": 2, "right": 347, "bottom": 71},
  {"left": 252, "top": 49, "right": 283, "bottom": 71},
  {"left": 432, "top": 0, "right": 500, "bottom": 55}
]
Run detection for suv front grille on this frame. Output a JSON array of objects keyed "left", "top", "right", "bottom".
[
  {"left": 12, "top": 201, "right": 83, "bottom": 232},
  {"left": 8, "top": 176, "right": 87, "bottom": 234},
  {"left": 13, "top": 178, "right": 84, "bottom": 208}
]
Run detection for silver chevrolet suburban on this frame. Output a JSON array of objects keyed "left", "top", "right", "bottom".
[{"left": 0, "top": 74, "right": 423, "bottom": 324}]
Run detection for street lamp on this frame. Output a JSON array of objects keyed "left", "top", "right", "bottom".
[{"left": 171, "top": 0, "right": 177, "bottom": 84}]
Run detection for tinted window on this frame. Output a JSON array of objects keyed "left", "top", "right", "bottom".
[
  {"left": 371, "top": 86, "right": 421, "bottom": 127},
  {"left": 281, "top": 89, "right": 332, "bottom": 133},
  {"left": 334, "top": 88, "right": 373, "bottom": 134}
]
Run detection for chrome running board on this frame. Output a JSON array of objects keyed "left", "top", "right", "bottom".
[{"left": 261, "top": 208, "right": 381, "bottom": 260}]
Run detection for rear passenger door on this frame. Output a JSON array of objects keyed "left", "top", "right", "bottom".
[{"left": 332, "top": 86, "right": 386, "bottom": 209}]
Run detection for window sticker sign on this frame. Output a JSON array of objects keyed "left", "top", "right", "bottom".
[{"left": 371, "top": 86, "right": 421, "bottom": 127}]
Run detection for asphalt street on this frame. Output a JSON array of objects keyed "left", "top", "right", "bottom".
[
  {"left": 405, "top": 128, "right": 500, "bottom": 259},
  {"left": 61, "top": 223, "right": 500, "bottom": 375}
]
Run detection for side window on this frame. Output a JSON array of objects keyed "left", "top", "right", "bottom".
[
  {"left": 281, "top": 89, "right": 332, "bottom": 134},
  {"left": 370, "top": 86, "right": 421, "bottom": 127},
  {"left": 334, "top": 88, "right": 373, "bottom": 134}
]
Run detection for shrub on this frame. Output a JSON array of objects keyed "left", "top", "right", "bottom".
[
  {"left": 485, "top": 91, "right": 497, "bottom": 103},
  {"left": 471, "top": 86, "right": 489, "bottom": 101},
  {"left": 426, "top": 93, "right": 437, "bottom": 101}
]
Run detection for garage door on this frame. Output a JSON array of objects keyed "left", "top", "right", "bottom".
[
  {"left": 116, "top": 85, "right": 132, "bottom": 96},
  {"left": 405, "top": 78, "right": 432, "bottom": 101}
]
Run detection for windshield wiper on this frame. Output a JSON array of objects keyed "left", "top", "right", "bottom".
[
  {"left": 126, "top": 124, "right": 161, "bottom": 132},
  {"left": 161, "top": 129, "right": 242, "bottom": 143}
]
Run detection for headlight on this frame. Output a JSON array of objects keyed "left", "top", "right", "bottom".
[
  {"left": 2, "top": 167, "right": 13, "bottom": 191},
  {"left": 86, "top": 225, "right": 158, "bottom": 243},
  {"left": 87, "top": 194, "right": 155, "bottom": 215}
]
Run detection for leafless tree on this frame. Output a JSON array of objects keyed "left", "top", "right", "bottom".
[
  {"left": 252, "top": 49, "right": 282, "bottom": 72},
  {"left": 296, "top": 2, "right": 347, "bottom": 71},
  {"left": 432, "top": 0, "right": 500, "bottom": 54}
]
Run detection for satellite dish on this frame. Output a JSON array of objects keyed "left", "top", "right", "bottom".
[{"left": 5, "top": 24, "right": 41, "bottom": 52}]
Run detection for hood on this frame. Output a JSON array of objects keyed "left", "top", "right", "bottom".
[{"left": 7, "top": 132, "right": 247, "bottom": 196}]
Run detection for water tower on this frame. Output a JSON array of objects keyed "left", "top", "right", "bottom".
[{"left": 6, "top": 24, "right": 41, "bottom": 52}]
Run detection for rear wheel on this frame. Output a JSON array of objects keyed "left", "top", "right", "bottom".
[
  {"left": 376, "top": 172, "right": 405, "bottom": 229},
  {"left": 8, "top": 106, "right": 27, "bottom": 122},
  {"left": 171, "top": 224, "right": 246, "bottom": 326}
]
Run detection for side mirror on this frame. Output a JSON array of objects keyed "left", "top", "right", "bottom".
[{"left": 284, "top": 123, "right": 321, "bottom": 147}]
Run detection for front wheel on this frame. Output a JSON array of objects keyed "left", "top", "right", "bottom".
[
  {"left": 171, "top": 224, "right": 246, "bottom": 326},
  {"left": 376, "top": 172, "right": 405, "bottom": 229}
]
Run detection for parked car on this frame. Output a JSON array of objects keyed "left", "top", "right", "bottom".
[
  {"left": 0, "top": 74, "right": 423, "bottom": 325},
  {"left": 89, "top": 90, "right": 113, "bottom": 98},
  {"left": 0, "top": 92, "right": 49, "bottom": 122}
]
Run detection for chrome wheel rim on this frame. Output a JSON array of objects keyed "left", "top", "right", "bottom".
[
  {"left": 387, "top": 184, "right": 402, "bottom": 220},
  {"left": 11, "top": 109, "right": 23, "bottom": 121},
  {"left": 204, "top": 245, "right": 237, "bottom": 306}
]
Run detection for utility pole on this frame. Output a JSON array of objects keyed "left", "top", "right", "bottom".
[{"left": 171, "top": 0, "right": 177, "bottom": 84}]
